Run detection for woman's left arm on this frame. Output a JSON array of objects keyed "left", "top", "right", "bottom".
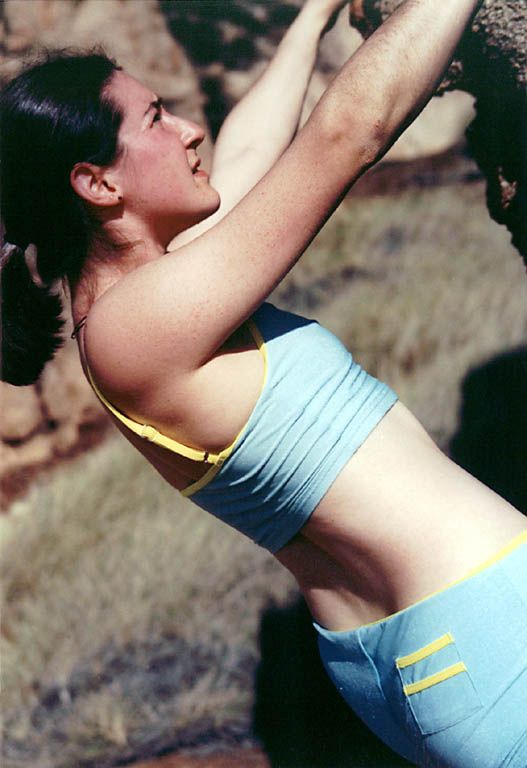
[{"left": 169, "top": 0, "right": 347, "bottom": 248}]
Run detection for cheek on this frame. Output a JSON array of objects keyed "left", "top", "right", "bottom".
[
  {"left": 116, "top": 147, "right": 144, "bottom": 189},
  {"left": 124, "top": 148, "right": 173, "bottom": 197}
]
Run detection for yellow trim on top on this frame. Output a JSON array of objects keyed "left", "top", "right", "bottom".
[
  {"left": 179, "top": 461, "right": 223, "bottom": 498},
  {"left": 86, "top": 364, "right": 217, "bottom": 462},
  {"left": 182, "top": 318, "right": 268, "bottom": 497},
  {"left": 354, "top": 530, "right": 527, "bottom": 631},
  {"left": 396, "top": 633, "right": 454, "bottom": 669},
  {"left": 402, "top": 662, "right": 467, "bottom": 696},
  {"left": 85, "top": 316, "right": 268, "bottom": 490}
]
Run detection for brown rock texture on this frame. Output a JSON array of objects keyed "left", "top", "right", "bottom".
[
  {"left": 348, "top": 0, "right": 527, "bottom": 265},
  {"left": 0, "top": 328, "right": 110, "bottom": 508}
]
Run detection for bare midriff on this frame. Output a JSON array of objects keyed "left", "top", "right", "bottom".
[{"left": 276, "top": 401, "right": 527, "bottom": 631}]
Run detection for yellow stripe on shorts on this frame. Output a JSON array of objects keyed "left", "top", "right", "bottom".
[
  {"left": 396, "top": 632, "right": 454, "bottom": 669},
  {"left": 403, "top": 661, "right": 467, "bottom": 696}
]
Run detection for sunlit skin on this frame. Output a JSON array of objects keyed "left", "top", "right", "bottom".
[
  {"left": 70, "top": 0, "right": 526, "bottom": 634},
  {"left": 105, "top": 72, "right": 220, "bottom": 248}
]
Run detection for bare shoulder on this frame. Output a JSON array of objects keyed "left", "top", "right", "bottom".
[
  {"left": 80, "top": 273, "right": 267, "bottom": 451},
  {"left": 81, "top": 266, "right": 191, "bottom": 412},
  {"left": 83, "top": 109, "right": 371, "bottom": 389}
]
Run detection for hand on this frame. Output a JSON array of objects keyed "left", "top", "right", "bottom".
[
  {"left": 301, "top": 0, "right": 349, "bottom": 34},
  {"left": 304, "top": 0, "right": 348, "bottom": 14}
]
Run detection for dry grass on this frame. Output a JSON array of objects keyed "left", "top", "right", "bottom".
[
  {"left": 2, "top": 175, "right": 526, "bottom": 768},
  {"left": 1, "top": 437, "right": 296, "bottom": 767}
]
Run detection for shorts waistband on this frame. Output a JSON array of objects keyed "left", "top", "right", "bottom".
[
  {"left": 314, "top": 530, "right": 527, "bottom": 765},
  {"left": 315, "top": 529, "right": 527, "bottom": 636}
]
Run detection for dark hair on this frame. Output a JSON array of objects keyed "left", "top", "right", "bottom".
[{"left": 0, "top": 50, "right": 123, "bottom": 385}]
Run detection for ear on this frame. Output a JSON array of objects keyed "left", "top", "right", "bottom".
[{"left": 70, "top": 163, "right": 122, "bottom": 208}]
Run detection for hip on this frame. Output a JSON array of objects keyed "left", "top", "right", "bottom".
[{"left": 314, "top": 530, "right": 527, "bottom": 766}]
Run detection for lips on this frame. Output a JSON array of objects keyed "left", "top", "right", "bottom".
[{"left": 191, "top": 156, "right": 209, "bottom": 181}]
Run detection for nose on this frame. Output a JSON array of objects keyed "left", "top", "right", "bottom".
[{"left": 166, "top": 113, "right": 205, "bottom": 149}]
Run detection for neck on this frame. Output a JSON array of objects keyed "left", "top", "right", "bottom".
[
  {"left": 105, "top": 203, "right": 194, "bottom": 257},
  {"left": 71, "top": 229, "right": 164, "bottom": 324}
]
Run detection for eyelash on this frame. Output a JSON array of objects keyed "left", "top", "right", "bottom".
[{"left": 152, "top": 106, "right": 162, "bottom": 124}]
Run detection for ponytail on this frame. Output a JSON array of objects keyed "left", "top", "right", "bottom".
[
  {"left": 0, "top": 50, "right": 122, "bottom": 385},
  {"left": 1, "top": 245, "right": 64, "bottom": 386}
]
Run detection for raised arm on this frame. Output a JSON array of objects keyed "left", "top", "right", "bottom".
[
  {"left": 88, "top": 0, "right": 483, "bottom": 386},
  {"left": 322, "top": 0, "right": 483, "bottom": 153},
  {"left": 169, "top": 0, "right": 348, "bottom": 248}
]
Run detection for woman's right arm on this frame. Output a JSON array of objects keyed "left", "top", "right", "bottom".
[
  {"left": 87, "top": 0, "right": 482, "bottom": 385},
  {"left": 168, "top": 0, "right": 348, "bottom": 249}
]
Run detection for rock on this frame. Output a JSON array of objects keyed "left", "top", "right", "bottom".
[
  {"left": 347, "top": 0, "right": 527, "bottom": 262},
  {"left": 0, "top": 332, "right": 110, "bottom": 507},
  {"left": 1, "top": 433, "right": 56, "bottom": 476},
  {"left": 385, "top": 92, "right": 476, "bottom": 162},
  {"left": 1, "top": 384, "right": 42, "bottom": 441},
  {"left": 40, "top": 337, "right": 100, "bottom": 428},
  {"left": 2, "top": 0, "right": 77, "bottom": 53},
  {"left": 0, "top": 314, "right": 112, "bottom": 504}
]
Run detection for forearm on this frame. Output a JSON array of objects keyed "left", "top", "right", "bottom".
[
  {"left": 211, "top": 1, "right": 344, "bottom": 174},
  {"left": 310, "top": 0, "right": 483, "bottom": 167},
  {"left": 166, "top": 0, "right": 485, "bottom": 354},
  {"left": 168, "top": 2, "right": 347, "bottom": 250}
]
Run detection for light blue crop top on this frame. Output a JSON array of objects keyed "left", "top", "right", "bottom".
[{"left": 87, "top": 303, "right": 397, "bottom": 553}]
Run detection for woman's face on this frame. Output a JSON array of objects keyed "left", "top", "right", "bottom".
[{"left": 106, "top": 70, "right": 220, "bottom": 240}]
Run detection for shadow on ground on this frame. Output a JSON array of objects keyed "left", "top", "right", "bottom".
[
  {"left": 450, "top": 345, "right": 527, "bottom": 515},
  {"left": 253, "top": 598, "right": 412, "bottom": 768}
]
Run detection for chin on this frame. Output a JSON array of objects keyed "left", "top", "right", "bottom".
[
  {"left": 208, "top": 188, "right": 221, "bottom": 215},
  {"left": 202, "top": 192, "right": 221, "bottom": 219}
]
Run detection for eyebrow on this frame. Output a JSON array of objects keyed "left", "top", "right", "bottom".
[{"left": 144, "top": 96, "right": 163, "bottom": 118}]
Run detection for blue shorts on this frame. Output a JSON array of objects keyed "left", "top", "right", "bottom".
[{"left": 314, "top": 531, "right": 527, "bottom": 767}]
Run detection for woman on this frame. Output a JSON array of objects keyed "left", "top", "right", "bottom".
[{"left": 1, "top": 1, "right": 526, "bottom": 765}]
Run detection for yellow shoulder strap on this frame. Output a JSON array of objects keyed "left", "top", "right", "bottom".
[
  {"left": 85, "top": 318, "right": 267, "bottom": 468},
  {"left": 85, "top": 363, "right": 223, "bottom": 463}
]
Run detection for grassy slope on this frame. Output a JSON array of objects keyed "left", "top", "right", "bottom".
[
  {"left": 2, "top": 440, "right": 294, "bottom": 767},
  {"left": 2, "top": 177, "right": 526, "bottom": 767}
]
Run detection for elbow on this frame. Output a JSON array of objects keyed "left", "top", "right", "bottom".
[
  {"left": 342, "top": 88, "right": 422, "bottom": 169},
  {"left": 317, "top": 107, "right": 391, "bottom": 178},
  {"left": 356, "top": 121, "right": 390, "bottom": 169}
]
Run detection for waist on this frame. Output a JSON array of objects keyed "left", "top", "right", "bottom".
[{"left": 294, "top": 401, "right": 526, "bottom": 629}]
